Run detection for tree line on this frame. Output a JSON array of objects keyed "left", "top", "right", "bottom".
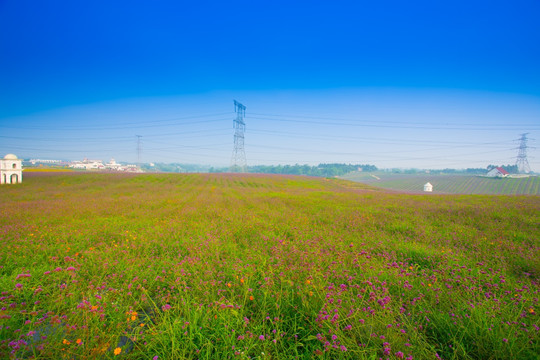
[{"left": 244, "top": 163, "right": 377, "bottom": 177}]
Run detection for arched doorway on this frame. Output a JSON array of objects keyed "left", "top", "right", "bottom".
[{"left": 10, "top": 174, "right": 18, "bottom": 184}]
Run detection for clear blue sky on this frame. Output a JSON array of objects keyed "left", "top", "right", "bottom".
[{"left": 1, "top": 0, "right": 539, "bottom": 170}]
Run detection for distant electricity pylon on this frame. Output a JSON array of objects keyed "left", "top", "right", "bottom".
[
  {"left": 515, "top": 133, "right": 532, "bottom": 173},
  {"left": 136, "top": 135, "right": 142, "bottom": 168},
  {"left": 230, "top": 100, "right": 247, "bottom": 172}
]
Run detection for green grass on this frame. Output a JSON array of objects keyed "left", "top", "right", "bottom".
[{"left": 0, "top": 172, "right": 539, "bottom": 359}]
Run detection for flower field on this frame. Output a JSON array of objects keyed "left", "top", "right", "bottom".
[{"left": 0, "top": 172, "right": 539, "bottom": 359}]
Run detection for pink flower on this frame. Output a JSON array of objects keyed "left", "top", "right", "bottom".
[
  {"left": 259, "top": 335, "right": 264, "bottom": 340},
  {"left": 162, "top": 304, "right": 171, "bottom": 311},
  {"left": 15, "top": 283, "right": 23, "bottom": 289}
]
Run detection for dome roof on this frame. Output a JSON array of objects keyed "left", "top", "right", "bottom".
[{"left": 4, "top": 154, "right": 18, "bottom": 160}]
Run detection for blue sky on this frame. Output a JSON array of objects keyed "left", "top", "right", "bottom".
[{"left": 1, "top": 0, "right": 539, "bottom": 170}]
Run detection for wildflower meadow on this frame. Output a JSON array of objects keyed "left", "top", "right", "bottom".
[{"left": 0, "top": 172, "right": 538, "bottom": 359}]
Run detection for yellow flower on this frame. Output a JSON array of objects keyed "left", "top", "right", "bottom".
[
  {"left": 306, "top": 280, "right": 311, "bottom": 285},
  {"left": 114, "top": 347, "right": 122, "bottom": 355},
  {"left": 63, "top": 339, "right": 70, "bottom": 345}
]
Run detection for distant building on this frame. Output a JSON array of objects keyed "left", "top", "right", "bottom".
[
  {"left": 69, "top": 158, "right": 104, "bottom": 170},
  {"left": 68, "top": 158, "right": 141, "bottom": 172},
  {"left": 105, "top": 158, "right": 122, "bottom": 170},
  {"left": 1, "top": 154, "right": 23, "bottom": 184},
  {"left": 29, "top": 159, "right": 62, "bottom": 165},
  {"left": 487, "top": 167, "right": 509, "bottom": 178},
  {"left": 423, "top": 182, "right": 433, "bottom": 192}
]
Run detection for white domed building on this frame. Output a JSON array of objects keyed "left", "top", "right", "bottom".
[{"left": 1, "top": 154, "right": 23, "bottom": 184}]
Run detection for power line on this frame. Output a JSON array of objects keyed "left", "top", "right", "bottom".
[
  {"left": 248, "top": 128, "right": 514, "bottom": 147},
  {"left": 248, "top": 113, "right": 540, "bottom": 131},
  {"left": 0, "top": 113, "right": 231, "bottom": 131}
]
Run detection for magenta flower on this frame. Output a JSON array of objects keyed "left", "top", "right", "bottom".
[
  {"left": 259, "top": 335, "right": 264, "bottom": 340},
  {"left": 162, "top": 304, "right": 171, "bottom": 311},
  {"left": 15, "top": 283, "right": 22, "bottom": 289}
]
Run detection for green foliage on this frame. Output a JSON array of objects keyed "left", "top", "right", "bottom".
[
  {"left": 247, "top": 163, "right": 377, "bottom": 177},
  {"left": 0, "top": 173, "right": 538, "bottom": 359}
]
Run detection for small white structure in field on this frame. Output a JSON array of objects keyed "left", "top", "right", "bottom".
[
  {"left": 486, "top": 167, "right": 509, "bottom": 178},
  {"left": 1, "top": 154, "right": 23, "bottom": 184},
  {"left": 423, "top": 182, "right": 433, "bottom": 192}
]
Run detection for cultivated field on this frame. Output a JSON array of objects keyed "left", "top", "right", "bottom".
[
  {"left": 341, "top": 172, "right": 540, "bottom": 195},
  {"left": 1, "top": 173, "right": 539, "bottom": 359}
]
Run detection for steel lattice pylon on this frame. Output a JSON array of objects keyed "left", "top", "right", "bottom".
[
  {"left": 515, "top": 133, "right": 531, "bottom": 174},
  {"left": 230, "top": 100, "right": 247, "bottom": 172}
]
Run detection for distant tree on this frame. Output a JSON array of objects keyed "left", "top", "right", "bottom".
[
  {"left": 466, "top": 168, "right": 486, "bottom": 174},
  {"left": 247, "top": 163, "right": 376, "bottom": 177},
  {"left": 501, "top": 164, "right": 518, "bottom": 174}
]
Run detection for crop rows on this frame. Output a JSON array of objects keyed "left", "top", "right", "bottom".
[{"left": 342, "top": 173, "right": 540, "bottom": 195}]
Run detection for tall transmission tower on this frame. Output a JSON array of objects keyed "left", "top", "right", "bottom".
[
  {"left": 515, "top": 133, "right": 531, "bottom": 174},
  {"left": 230, "top": 100, "right": 247, "bottom": 172},
  {"left": 136, "top": 135, "right": 142, "bottom": 169}
]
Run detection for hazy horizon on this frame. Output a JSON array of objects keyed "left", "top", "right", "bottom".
[{"left": 1, "top": 1, "right": 539, "bottom": 171}]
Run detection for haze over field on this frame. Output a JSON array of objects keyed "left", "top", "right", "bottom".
[{"left": 1, "top": 1, "right": 539, "bottom": 170}]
